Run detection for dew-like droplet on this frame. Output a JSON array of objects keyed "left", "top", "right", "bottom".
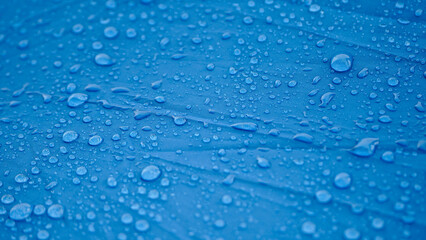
[
  {"left": 88, "top": 135, "right": 103, "bottom": 146},
  {"left": 231, "top": 122, "right": 258, "bottom": 132},
  {"left": 33, "top": 205, "right": 46, "bottom": 215},
  {"left": 357, "top": 68, "right": 369, "bottom": 78},
  {"left": 330, "top": 54, "right": 352, "bottom": 72},
  {"left": 37, "top": 230, "right": 50, "bottom": 240},
  {"left": 309, "top": 4, "right": 321, "bottom": 13},
  {"left": 292, "top": 133, "right": 313, "bottom": 144},
  {"left": 372, "top": 218, "right": 384, "bottom": 230},
  {"left": 334, "top": 172, "right": 351, "bottom": 189},
  {"left": 121, "top": 213, "right": 133, "bottom": 224},
  {"left": 67, "top": 93, "right": 88, "bottom": 108},
  {"left": 349, "top": 138, "right": 379, "bottom": 157},
  {"left": 47, "top": 204, "right": 64, "bottom": 219},
  {"left": 135, "top": 219, "right": 150, "bottom": 232},
  {"left": 344, "top": 228, "right": 361, "bottom": 240},
  {"left": 221, "top": 195, "right": 233, "bottom": 205},
  {"left": 387, "top": 77, "right": 399, "bottom": 87},
  {"left": 256, "top": 156, "right": 270, "bottom": 168},
  {"left": 94, "top": 53, "right": 114, "bottom": 66},
  {"left": 302, "top": 221, "right": 316, "bottom": 235},
  {"left": 173, "top": 116, "right": 187, "bottom": 126},
  {"left": 141, "top": 165, "right": 161, "bottom": 181},
  {"left": 76, "top": 166, "right": 88, "bottom": 176},
  {"left": 62, "top": 131, "right": 79, "bottom": 143},
  {"left": 1, "top": 194, "right": 14, "bottom": 205},
  {"left": 381, "top": 151, "right": 394, "bottom": 163},
  {"left": 319, "top": 92, "right": 335, "bottom": 107},
  {"left": 15, "top": 173, "right": 29, "bottom": 183},
  {"left": 104, "top": 26, "right": 119, "bottom": 39},
  {"left": 315, "top": 190, "right": 332, "bottom": 203},
  {"left": 9, "top": 203, "right": 32, "bottom": 221},
  {"left": 417, "top": 140, "right": 426, "bottom": 152},
  {"left": 134, "top": 110, "right": 151, "bottom": 120}
]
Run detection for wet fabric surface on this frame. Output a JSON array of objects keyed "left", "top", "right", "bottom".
[{"left": 0, "top": 0, "right": 425, "bottom": 239}]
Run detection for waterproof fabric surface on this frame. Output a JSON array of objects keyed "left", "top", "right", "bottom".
[{"left": 0, "top": 0, "right": 425, "bottom": 239}]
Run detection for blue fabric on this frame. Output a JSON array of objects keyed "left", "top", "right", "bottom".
[{"left": 0, "top": 0, "right": 425, "bottom": 239}]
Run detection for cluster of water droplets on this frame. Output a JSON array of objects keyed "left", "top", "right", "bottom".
[{"left": 0, "top": 0, "right": 424, "bottom": 239}]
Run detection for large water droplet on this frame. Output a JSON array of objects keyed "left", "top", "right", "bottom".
[
  {"left": 47, "top": 204, "right": 64, "bottom": 219},
  {"left": 302, "top": 221, "right": 316, "bottom": 235},
  {"left": 9, "top": 203, "right": 32, "bottom": 221},
  {"left": 135, "top": 219, "right": 150, "bottom": 232},
  {"left": 344, "top": 228, "right": 361, "bottom": 240},
  {"left": 88, "top": 135, "right": 103, "bottom": 146},
  {"left": 256, "top": 156, "right": 270, "bottom": 168},
  {"left": 62, "top": 131, "right": 79, "bottom": 143},
  {"left": 349, "top": 138, "right": 379, "bottom": 157},
  {"left": 141, "top": 165, "right": 161, "bottom": 181},
  {"left": 315, "top": 190, "right": 332, "bottom": 203},
  {"left": 67, "top": 93, "right": 88, "bottom": 108},
  {"left": 292, "top": 133, "right": 314, "bottom": 144},
  {"left": 334, "top": 172, "right": 351, "bottom": 189},
  {"left": 173, "top": 116, "right": 187, "bottom": 126},
  {"left": 231, "top": 122, "right": 258, "bottom": 132},
  {"left": 381, "top": 151, "right": 394, "bottom": 163},
  {"left": 104, "top": 26, "right": 119, "bottom": 39},
  {"left": 330, "top": 54, "right": 352, "bottom": 72},
  {"left": 95, "top": 53, "right": 114, "bottom": 66}
]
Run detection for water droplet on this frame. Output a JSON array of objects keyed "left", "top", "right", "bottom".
[
  {"left": 381, "top": 151, "right": 394, "bottom": 163},
  {"left": 330, "top": 54, "right": 352, "bottom": 72},
  {"left": 309, "top": 4, "right": 321, "bottom": 13},
  {"left": 62, "top": 131, "right": 79, "bottom": 143},
  {"left": 357, "top": 68, "right": 369, "bottom": 78},
  {"left": 214, "top": 219, "right": 226, "bottom": 229},
  {"left": 315, "top": 190, "right": 332, "bottom": 203},
  {"left": 173, "top": 116, "right": 187, "bottom": 126},
  {"left": 47, "top": 204, "right": 64, "bottom": 219},
  {"left": 344, "top": 228, "right": 361, "bottom": 240},
  {"left": 37, "top": 230, "right": 50, "bottom": 240},
  {"left": 15, "top": 173, "right": 29, "bottom": 183},
  {"left": 334, "top": 172, "right": 351, "bottom": 189},
  {"left": 67, "top": 93, "right": 88, "bottom": 108},
  {"left": 221, "top": 195, "right": 233, "bottom": 205},
  {"left": 9, "top": 203, "right": 32, "bottom": 221},
  {"left": 256, "top": 156, "right": 270, "bottom": 168},
  {"left": 94, "top": 53, "right": 114, "bottom": 66},
  {"left": 231, "top": 122, "right": 258, "bottom": 132},
  {"left": 141, "top": 165, "right": 161, "bottom": 181},
  {"left": 121, "top": 213, "right": 133, "bottom": 224},
  {"left": 104, "top": 26, "right": 119, "bottom": 39},
  {"left": 417, "top": 140, "right": 426, "bottom": 152},
  {"left": 134, "top": 110, "right": 151, "bottom": 120},
  {"left": 372, "top": 218, "right": 384, "bottom": 230},
  {"left": 1, "top": 194, "right": 15, "bottom": 205},
  {"left": 349, "top": 138, "right": 379, "bottom": 157},
  {"left": 319, "top": 92, "right": 335, "bottom": 108},
  {"left": 302, "top": 221, "right": 316, "bottom": 234},
  {"left": 72, "top": 24, "right": 84, "bottom": 34},
  {"left": 76, "top": 166, "right": 88, "bottom": 176},
  {"left": 33, "top": 205, "right": 46, "bottom": 215},
  {"left": 135, "top": 219, "right": 150, "bottom": 232},
  {"left": 88, "top": 135, "right": 103, "bottom": 146},
  {"left": 293, "top": 133, "right": 313, "bottom": 144}
]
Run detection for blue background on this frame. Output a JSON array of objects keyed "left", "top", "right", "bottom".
[{"left": 0, "top": 0, "right": 425, "bottom": 239}]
